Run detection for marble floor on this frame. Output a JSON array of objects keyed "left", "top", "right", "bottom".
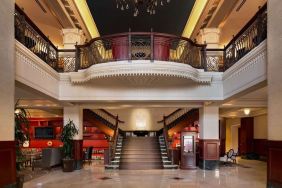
[{"left": 23, "top": 159, "right": 266, "bottom": 188}]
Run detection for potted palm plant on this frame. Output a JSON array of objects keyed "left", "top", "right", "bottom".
[
  {"left": 14, "top": 106, "right": 30, "bottom": 188},
  {"left": 61, "top": 120, "right": 78, "bottom": 172}
]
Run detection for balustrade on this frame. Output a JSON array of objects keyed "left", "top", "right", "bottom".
[
  {"left": 75, "top": 32, "right": 207, "bottom": 70},
  {"left": 14, "top": 4, "right": 267, "bottom": 73},
  {"left": 223, "top": 5, "right": 267, "bottom": 70}
]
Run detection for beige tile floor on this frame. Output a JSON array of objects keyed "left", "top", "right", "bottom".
[{"left": 23, "top": 159, "right": 266, "bottom": 188}]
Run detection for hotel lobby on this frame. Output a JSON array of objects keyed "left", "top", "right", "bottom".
[{"left": 0, "top": 0, "right": 282, "bottom": 188}]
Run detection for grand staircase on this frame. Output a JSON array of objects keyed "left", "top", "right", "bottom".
[{"left": 119, "top": 137, "right": 163, "bottom": 170}]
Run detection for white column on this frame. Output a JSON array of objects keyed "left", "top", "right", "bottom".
[
  {"left": 197, "top": 28, "right": 222, "bottom": 71},
  {"left": 61, "top": 28, "right": 85, "bottom": 49},
  {"left": 267, "top": 0, "right": 282, "bottom": 141},
  {"left": 63, "top": 106, "right": 83, "bottom": 140},
  {"left": 197, "top": 28, "right": 221, "bottom": 48},
  {"left": 0, "top": 0, "right": 15, "bottom": 141},
  {"left": 199, "top": 105, "right": 219, "bottom": 140},
  {"left": 267, "top": 1, "right": 282, "bottom": 186}
]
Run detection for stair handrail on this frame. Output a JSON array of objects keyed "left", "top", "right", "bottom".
[
  {"left": 84, "top": 109, "right": 116, "bottom": 130},
  {"left": 91, "top": 109, "right": 124, "bottom": 129},
  {"left": 163, "top": 108, "right": 191, "bottom": 127},
  {"left": 166, "top": 108, "right": 199, "bottom": 131},
  {"left": 110, "top": 116, "right": 120, "bottom": 163},
  {"left": 162, "top": 117, "right": 171, "bottom": 161},
  {"left": 100, "top": 109, "right": 125, "bottom": 123}
]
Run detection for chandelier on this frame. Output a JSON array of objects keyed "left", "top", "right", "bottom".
[{"left": 116, "top": 0, "right": 171, "bottom": 16}]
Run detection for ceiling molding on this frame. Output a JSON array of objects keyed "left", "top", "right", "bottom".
[
  {"left": 72, "top": 0, "right": 100, "bottom": 39},
  {"left": 182, "top": 0, "right": 209, "bottom": 39},
  {"left": 189, "top": 0, "right": 221, "bottom": 40},
  {"left": 43, "top": 0, "right": 75, "bottom": 28}
]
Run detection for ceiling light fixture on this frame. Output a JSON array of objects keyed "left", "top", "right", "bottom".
[
  {"left": 244, "top": 108, "right": 250, "bottom": 115},
  {"left": 116, "top": 0, "right": 171, "bottom": 17}
]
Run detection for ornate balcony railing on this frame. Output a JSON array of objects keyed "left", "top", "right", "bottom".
[
  {"left": 205, "top": 4, "right": 267, "bottom": 72},
  {"left": 223, "top": 5, "right": 267, "bottom": 70},
  {"left": 14, "top": 4, "right": 266, "bottom": 73},
  {"left": 14, "top": 6, "right": 76, "bottom": 72},
  {"left": 75, "top": 32, "right": 207, "bottom": 70}
]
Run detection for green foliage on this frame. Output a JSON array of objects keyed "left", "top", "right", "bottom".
[
  {"left": 14, "top": 107, "right": 30, "bottom": 171},
  {"left": 61, "top": 120, "right": 79, "bottom": 159}
]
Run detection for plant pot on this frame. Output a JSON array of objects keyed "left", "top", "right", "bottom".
[
  {"left": 16, "top": 174, "right": 24, "bottom": 188},
  {"left": 62, "top": 158, "right": 75, "bottom": 172}
]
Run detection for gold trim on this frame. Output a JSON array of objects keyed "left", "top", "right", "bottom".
[
  {"left": 182, "top": 0, "right": 208, "bottom": 38},
  {"left": 73, "top": 0, "right": 100, "bottom": 38}
]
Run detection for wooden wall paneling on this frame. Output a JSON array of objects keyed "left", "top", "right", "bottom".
[
  {"left": 267, "top": 141, "right": 282, "bottom": 188},
  {"left": 0, "top": 141, "right": 16, "bottom": 187}
]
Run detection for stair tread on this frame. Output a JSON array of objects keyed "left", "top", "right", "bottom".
[{"left": 118, "top": 136, "right": 163, "bottom": 170}]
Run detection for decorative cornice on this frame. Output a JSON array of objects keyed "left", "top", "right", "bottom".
[
  {"left": 223, "top": 40, "right": 266, "bottom": 81},
  {"left": 222, "top": 40, "right": 267, "bottom": 99},
  {"left": 15, "top": 40, "right": 60, "bottom": 98},
  {"left": 15, "top": 41, "right": 60, "bottom": 80},
  {"left": 68, "top": 60, "right": 217, "bottom": 84}
]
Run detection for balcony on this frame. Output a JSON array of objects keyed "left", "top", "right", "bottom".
[{"left": 14, "top": 5, "right": 267, "bottom": 74}]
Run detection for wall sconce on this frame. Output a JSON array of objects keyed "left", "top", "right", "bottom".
[
  {"left": 244, "top": 108, "right": 250, "bottom": 115},
  {"left": 136, "top": 114, "right": 146, "bottom": 129}
]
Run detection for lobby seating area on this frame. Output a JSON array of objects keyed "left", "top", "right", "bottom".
[{"left": 32, "top": 148, "right": 62, "bottom": 171}]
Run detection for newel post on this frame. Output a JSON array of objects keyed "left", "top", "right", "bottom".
[
  {"left": 128, "top": 28, "right": 132, "bottom": 62},
  {"left": 150, "top": 28, "right": 154, "bottom": 62}
]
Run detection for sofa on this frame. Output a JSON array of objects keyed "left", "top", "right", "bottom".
[{"left": 32, "top": 148, "right": 62, "bottom": 170}]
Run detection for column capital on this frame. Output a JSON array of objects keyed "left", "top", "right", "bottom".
[
  {"left": 61, "top": 28, "right": 86, "bottom": 49},
  {"left": 197, "top": 28, "right": 221, "bottom": 48}
]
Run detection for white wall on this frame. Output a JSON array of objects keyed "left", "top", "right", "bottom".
[
  {"left": 0, "top": 0, "right": 15, "bottom": 141},
  {"left": 268, "top": 0, "right": 282, "bottom": 140},
  {"left": 254, "top": 114, "right": 267, "bottom": 139},
  {"left": 108, "top": 108, "right": 169, "bottom": 131}
]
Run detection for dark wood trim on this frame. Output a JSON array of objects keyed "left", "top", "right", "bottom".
[
  {"left": 99, "top": 109, "right": 125, "bottom": 123},
  {"left": 224, "top": 4, "right": 267, "bottom": 50},
  {"left": 198, "top": 139, "right": 220, "bottom": 160},
  {"left": 0, "top": 141, "right": 16, "bottom": 187},
  {"left": 254, "top": 139, "right": 267, "bottom": 157},
  {"left": 206, "top": 48, "right": 224, "bottom": 51},
  {"left": 77, "top": 32, "right": 206, "bottom": 48},
  {"left": 157, "top": 108, "right": 182, "bottom": 123},
  {"left": 239, "top": 117, "right": 254, "bottom": 155},
  {"left": 58, "top": 49, "right": 76, "bottom": 53},
  {"left": 73, "top": 140, "right": 83, "bottom": 161},
  {"left": 15, "top": 5, "right": 58, "bottom": 50},
  {"left": 267, "top": 140, "right": 282, "bottom": 188},
  {"left": 73, "top": 140, "right": 83, "bottom": 170}
]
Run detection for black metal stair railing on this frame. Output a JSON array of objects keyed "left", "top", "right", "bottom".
[
  {"left": 166, "top": 108, "right": 198, "bottom": 130},
  {"left": 84, "top": 109, "right": 116, "bottom": 130}
]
